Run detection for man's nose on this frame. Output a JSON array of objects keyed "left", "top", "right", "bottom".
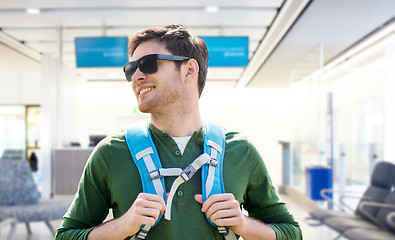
[{"left": 132, "top": 67, "right": 146, "bottom": 82}]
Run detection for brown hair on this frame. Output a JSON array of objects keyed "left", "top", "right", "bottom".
[{"left": 129, "top": 24, "right": 208, "bottom": 97}]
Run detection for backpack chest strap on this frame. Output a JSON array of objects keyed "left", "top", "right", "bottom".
[
  {"left": 165, "top": 153, "right": 211, "bottom": 220},
  {"left": 149, "top": 168, "right": 182, "bottom": 180}
]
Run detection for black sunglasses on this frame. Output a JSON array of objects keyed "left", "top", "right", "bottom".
[{"left": 123, "top": 54, "right": 191, "bottom": 82}]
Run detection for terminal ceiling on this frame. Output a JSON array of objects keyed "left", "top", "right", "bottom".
[{"left": 0, "top": 0, "right": 394, "bottom": 88}]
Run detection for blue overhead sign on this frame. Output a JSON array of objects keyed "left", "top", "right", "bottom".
[
  {"left": 75, "top": 37, "right": 128, "bottom": 67},
  {"left": 200, "top": 36, "right": 249, "bottom": 67}
]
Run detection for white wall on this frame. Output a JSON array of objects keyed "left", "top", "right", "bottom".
[
  {"left": 0, "top": 67, "right": 291, "bottom": 188},
  {"left": 65, "top": 80, "right": 291, "bottom": 186},
  {"left": 73, "top": 79, "right": 143, "bottom": 147},
  {"left": 0, "top": 70, "right": 41, "bottom": 104},
  {"left": 201, "top": 86, "right": 291, "bottom": 187}
]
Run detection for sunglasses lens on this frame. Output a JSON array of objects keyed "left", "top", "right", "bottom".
[
  {"left": 124, "top": 62, "right": 137, "bottom": 82},
  {"left": 139, "top": 55, "right": 158, "bottom": 74},
  {"left": 123, "top": 54, "right": 164, "bottom": 81}
]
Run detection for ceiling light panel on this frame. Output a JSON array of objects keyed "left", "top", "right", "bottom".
[{"left": 26, "top": 8, "right": 41, "bottom": 14}]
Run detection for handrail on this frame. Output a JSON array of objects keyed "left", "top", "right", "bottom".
[
  {"left": 320, "top": 188, "right": 365, "bottom": 212},
  {"left": 358, "top": 201, "right": 395, "bottom": 230},
  {"left": 0, "top": 218, "right": 17, "bottom": 240},
  {"left": 0, "top": 218, "right": 16, "bottom": 230},
  {"left": 387, "top": 212, "right": 395, "bottom": 228}
]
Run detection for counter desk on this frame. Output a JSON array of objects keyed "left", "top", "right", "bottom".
[{"left": 52, "top": 148, "right": 94, "bottom": 195}]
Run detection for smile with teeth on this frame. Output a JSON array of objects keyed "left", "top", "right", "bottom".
[{"left": 139, "top": 87, "right": 154, "bottom": 96}]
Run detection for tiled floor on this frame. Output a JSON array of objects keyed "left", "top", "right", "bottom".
[
  {"left": 279, "top": 194, "right": 346, "bottom": 240},
  {"left": 1, "top": 194, "right": 346, "bottom": 240},
  {"left": 0, "top": 220, "right": 61, "bottom": 240}
]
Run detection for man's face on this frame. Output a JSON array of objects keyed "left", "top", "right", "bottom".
[{"left": 130, "top": 40, "right": 184, "bottom": 114}]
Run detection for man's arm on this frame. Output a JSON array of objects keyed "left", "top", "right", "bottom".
[
  {"left": 195, "top": 194, "right": 276, "bottom": 240},
  {"left": 215, "top": 135, "right": 302, "bottom": 240},
  {"left": 55, "top": 143, "right": 112, "bottom": 240},
  {"left": 87, "top": 193, "right": 166, "bottom": 240}
]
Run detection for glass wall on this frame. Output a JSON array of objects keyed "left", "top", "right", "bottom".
[
  {"left": 0, "top": 105, "right": 42, "bottom": 190},
  {"left": 0, "top": 106, "right": 26, "bottom": 159},
  {"left": 290, "top": 31, "right": 394, "bottom": 193}
]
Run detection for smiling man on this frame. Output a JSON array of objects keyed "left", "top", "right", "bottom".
[{"left": 55, "top": 24, "right": 302, "bottom": 240}]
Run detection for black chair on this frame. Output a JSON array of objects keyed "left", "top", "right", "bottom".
[
  {"left": 320, "top": 161, "right": 395, "bottom": 237},
  {"left": 342, "top": 192, "right": 395, "bottom": 240},
  {"left": 308, "top": 161, "right": 395, "bottom": 226}
]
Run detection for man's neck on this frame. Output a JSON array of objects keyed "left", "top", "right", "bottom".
[{"left": 150, "top": 106, "right": 202, "bottom": 137}]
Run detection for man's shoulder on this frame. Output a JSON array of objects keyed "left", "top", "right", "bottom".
[
  {"left": 96, "top": 130, "right": 125, "bottom": 146},
  {"left": 90, "top": 130, "right": 127, "bottom": 157},
  {"left": 86, "top": 130, "right": 131, "bottom": 170},
  {"left": 223, "top": 128, "right": 261, "bottom": 160},
  {"left": 224, "top": 129, "right": 249, "bottom": 146}
]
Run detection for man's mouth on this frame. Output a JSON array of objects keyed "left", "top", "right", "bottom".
[{"left": 139, "top": 87, "right": 155, "bottom": 97}]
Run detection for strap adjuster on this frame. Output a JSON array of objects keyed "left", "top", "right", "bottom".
[
  {"left": 149, "top": 169, "right": 162, "bottom": 180},
  {"left": 217, "top": 226, "right": 229, "bottom": 236},
  {"left": 136, "top": 228, "right": 149, "bottom": 239},
  {"left": 209, "top": 158, "right": 218, "bottom": 167}
]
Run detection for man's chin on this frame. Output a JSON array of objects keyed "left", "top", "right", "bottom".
[{"left": 137, "top": 104, "right": 152, "bottom": 114}]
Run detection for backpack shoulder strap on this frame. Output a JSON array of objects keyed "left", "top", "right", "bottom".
[
  {"left": 124, "top": 123, "right": 166, "bottom": 236},
  {"left": 202, "top": 121, "right": 226, "bottom": 229},
  {"left": 124, "top": 123, "right": 166, "bottom": 200},
  {"left": 202, "top": 121, "right": 226, "bottom": 202},
  {"left": 202, "top": 122, "right": 237, "bottom": 240}
]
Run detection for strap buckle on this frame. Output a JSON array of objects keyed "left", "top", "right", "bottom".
[{"left": 180, "top": 165, "right": 196, "bottom": 181}]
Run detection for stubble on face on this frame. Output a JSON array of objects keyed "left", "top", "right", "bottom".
[
  {"left": 134, "top": 65, "right": 185, "bottom": 115},
  {"left": 131, "top": 40, "right": 187, "bottom": 117},
  {"left": 138, "top": 69, "right": 185, "bottom": 116}
]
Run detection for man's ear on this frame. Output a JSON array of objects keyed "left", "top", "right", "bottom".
[{"left": 183, "top": 59, "right": 199, "bottom": 80}]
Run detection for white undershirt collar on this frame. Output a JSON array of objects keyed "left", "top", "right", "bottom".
[{"left": 172, "top": 136, "right": 192, "bottom": 155}]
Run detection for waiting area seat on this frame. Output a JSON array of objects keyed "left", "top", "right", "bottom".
[
  {"left": 0, "top": 218, "right": 17, "bottom": 240},
  {"left": 0, "top": 159, "right": 71, "bottom": 240},
  {"left": 341, "top": 192, "right": 395, "bottom": 240},
  {"left": 307, "top": 161, "right": 395, "bottom": 240}
]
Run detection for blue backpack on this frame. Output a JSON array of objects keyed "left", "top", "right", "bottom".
[{"left": 124, "top": 122, "right": 237, "bottom": 240}]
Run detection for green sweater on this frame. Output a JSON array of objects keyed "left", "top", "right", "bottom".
[{"left": 56, "top": 124, "right": 302, "bottom": 240}]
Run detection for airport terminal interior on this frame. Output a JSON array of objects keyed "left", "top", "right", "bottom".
[{"left": 1, "top": 0, "right": 395, "bottom": 239}]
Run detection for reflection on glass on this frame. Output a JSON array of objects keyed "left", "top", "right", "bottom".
[
  {"left": 0, "top": 106, "right": 26, "bottom": 158},
  {"left": 290, "top": 35, "right": 389, "bottom": 195}
]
